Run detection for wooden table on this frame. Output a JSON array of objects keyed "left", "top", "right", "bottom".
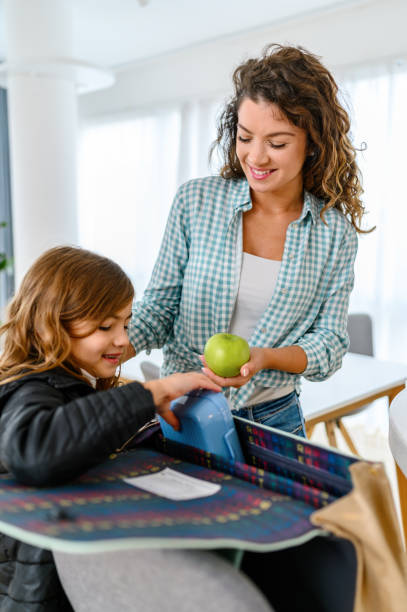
[{"left": 300, "top": 353, "right": 407, "bottom": 447}]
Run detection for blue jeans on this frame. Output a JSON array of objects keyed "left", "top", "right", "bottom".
[{"left": 234, "top": 391, "right": 306, "bottom": 437}]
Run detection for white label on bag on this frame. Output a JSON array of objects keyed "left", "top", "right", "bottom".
[{"left": 124, "top": 468, "right": 221, "bottom": 501}]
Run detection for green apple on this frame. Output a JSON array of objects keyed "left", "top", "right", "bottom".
[{"left": 204, "top": 333, "right": 250, "bottom": 377}]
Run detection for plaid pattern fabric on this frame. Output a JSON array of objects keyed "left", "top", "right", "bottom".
[
  {"left": 0, "top": 448, "right": 323, "bottom": 551},
  {"left": 129, "top": 176, "right": 358, "bottom": 410},
  {"left": 0, "top": 423, "right": 362, "bottom": 552}
]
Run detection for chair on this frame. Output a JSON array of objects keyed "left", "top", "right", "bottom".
[
  {"left": 120, "top": 361, "right": 160, "bottom": 385},
  {"left": 347, "top": 313, "right": 374, "bottom": 356},
  {"left": 317, "top": 313, "right": 374, "bottom": 455},
  {"left": 388, "top": 387, "right": 407, "bottom": 544},
  {"left": 140, "top": 360, "right": 160, "bottom": 381},
  {"left": 54, "top": 548, "right": 274, "bottom": 612}
]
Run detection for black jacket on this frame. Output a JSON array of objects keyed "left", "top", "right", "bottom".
[{"left": 0, "top": 368, "right": 156, "bottom": 611}]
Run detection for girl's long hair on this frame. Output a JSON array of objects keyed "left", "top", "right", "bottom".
[
  {"left": 0, "top": 246, "right": 134, "bottom": 388},
  {"left": 211, "top": 44, "right": 368, "bottom": 232}
]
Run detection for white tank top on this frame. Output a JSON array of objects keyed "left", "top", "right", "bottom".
[{"left": 229, "top": 252, "right": 294, "bottom": 406}]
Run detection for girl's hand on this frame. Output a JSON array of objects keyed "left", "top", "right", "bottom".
[
  {"left": 200, "top": 347, "right": 266, "bottom": 388},
  {"left": 144, "top": 373, "right": 222, "bottom": 430}
]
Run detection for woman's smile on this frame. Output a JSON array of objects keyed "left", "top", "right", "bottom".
[{"left": 248, "top": 165, "right": 277, "bottom": 180}]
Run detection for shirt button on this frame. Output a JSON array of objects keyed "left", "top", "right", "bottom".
[
  {"left": 261, "top": 328, "right": 267, "bottom": 334},
  {"left": 281, "top": 288, "right": 288, "bottom": 294}
]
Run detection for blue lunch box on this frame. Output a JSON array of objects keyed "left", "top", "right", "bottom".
[{"left": 158, "top": 389, "right": 245, "bottom": 464}]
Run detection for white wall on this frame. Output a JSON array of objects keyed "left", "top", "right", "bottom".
[{"left": 79, "top": 0, "right": 407, "bottom": 118}]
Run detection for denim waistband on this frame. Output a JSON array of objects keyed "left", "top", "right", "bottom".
[{"left": 243, "top": 390, "right": 297, "bottom": 411}]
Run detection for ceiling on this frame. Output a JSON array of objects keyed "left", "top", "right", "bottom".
[{"left": 0, "top": 0, "right": 367, "bottom": 68}]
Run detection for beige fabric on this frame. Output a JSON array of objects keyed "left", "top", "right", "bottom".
[{"left": 311, "top": 461, "right": 407, "bottom": 612}]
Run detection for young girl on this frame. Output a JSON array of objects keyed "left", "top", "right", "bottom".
[{"left": 0, "top": 245, "right": 221, "bottom": 612}]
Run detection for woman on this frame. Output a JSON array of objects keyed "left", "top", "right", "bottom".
[{"left": 128, "top": 44, "right": 367, "bottom": 436}]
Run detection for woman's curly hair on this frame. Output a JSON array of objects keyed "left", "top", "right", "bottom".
[{"left": 211, "top": 44, "right": 368, "bottom": 232}]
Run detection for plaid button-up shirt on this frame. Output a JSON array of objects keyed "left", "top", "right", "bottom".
[{"left": 129, "top": 176, "right": 358, "bottom": 410}]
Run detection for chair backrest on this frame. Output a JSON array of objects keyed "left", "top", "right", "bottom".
[
  {"left": 347, "top": 313, "right": 374, "bottom": 356},
  {"left": 140, "top": 360, "right": 160, "bottom": 381}
]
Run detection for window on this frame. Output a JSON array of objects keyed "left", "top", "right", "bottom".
[
  {"left": 0, "top": 88, "right": 14, "bottom": 313},
  {"left": 78, "top": 99, "right": 220, "bottom": 376}
]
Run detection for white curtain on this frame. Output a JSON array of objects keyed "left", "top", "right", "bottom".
[
  {"left": 78, "top": 99, "right": 222, "bottom": 377},
  {"left": 338, "top": 60, "right": 407, "bottom": 364},
  {"left": 79, "top": 109, "right": 180, "bottom": 295}
]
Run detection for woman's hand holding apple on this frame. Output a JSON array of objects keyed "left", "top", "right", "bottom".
[{"left": 200, "top": 347, "right": 267, "bottom": 388}]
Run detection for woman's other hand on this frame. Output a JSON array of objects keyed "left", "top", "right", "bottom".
[
  {"left": 144, "top": 373, "right": 222, "bottom": 430},
  {"left": 200, "top": 347, "right": 266, "bottom": 388}
]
